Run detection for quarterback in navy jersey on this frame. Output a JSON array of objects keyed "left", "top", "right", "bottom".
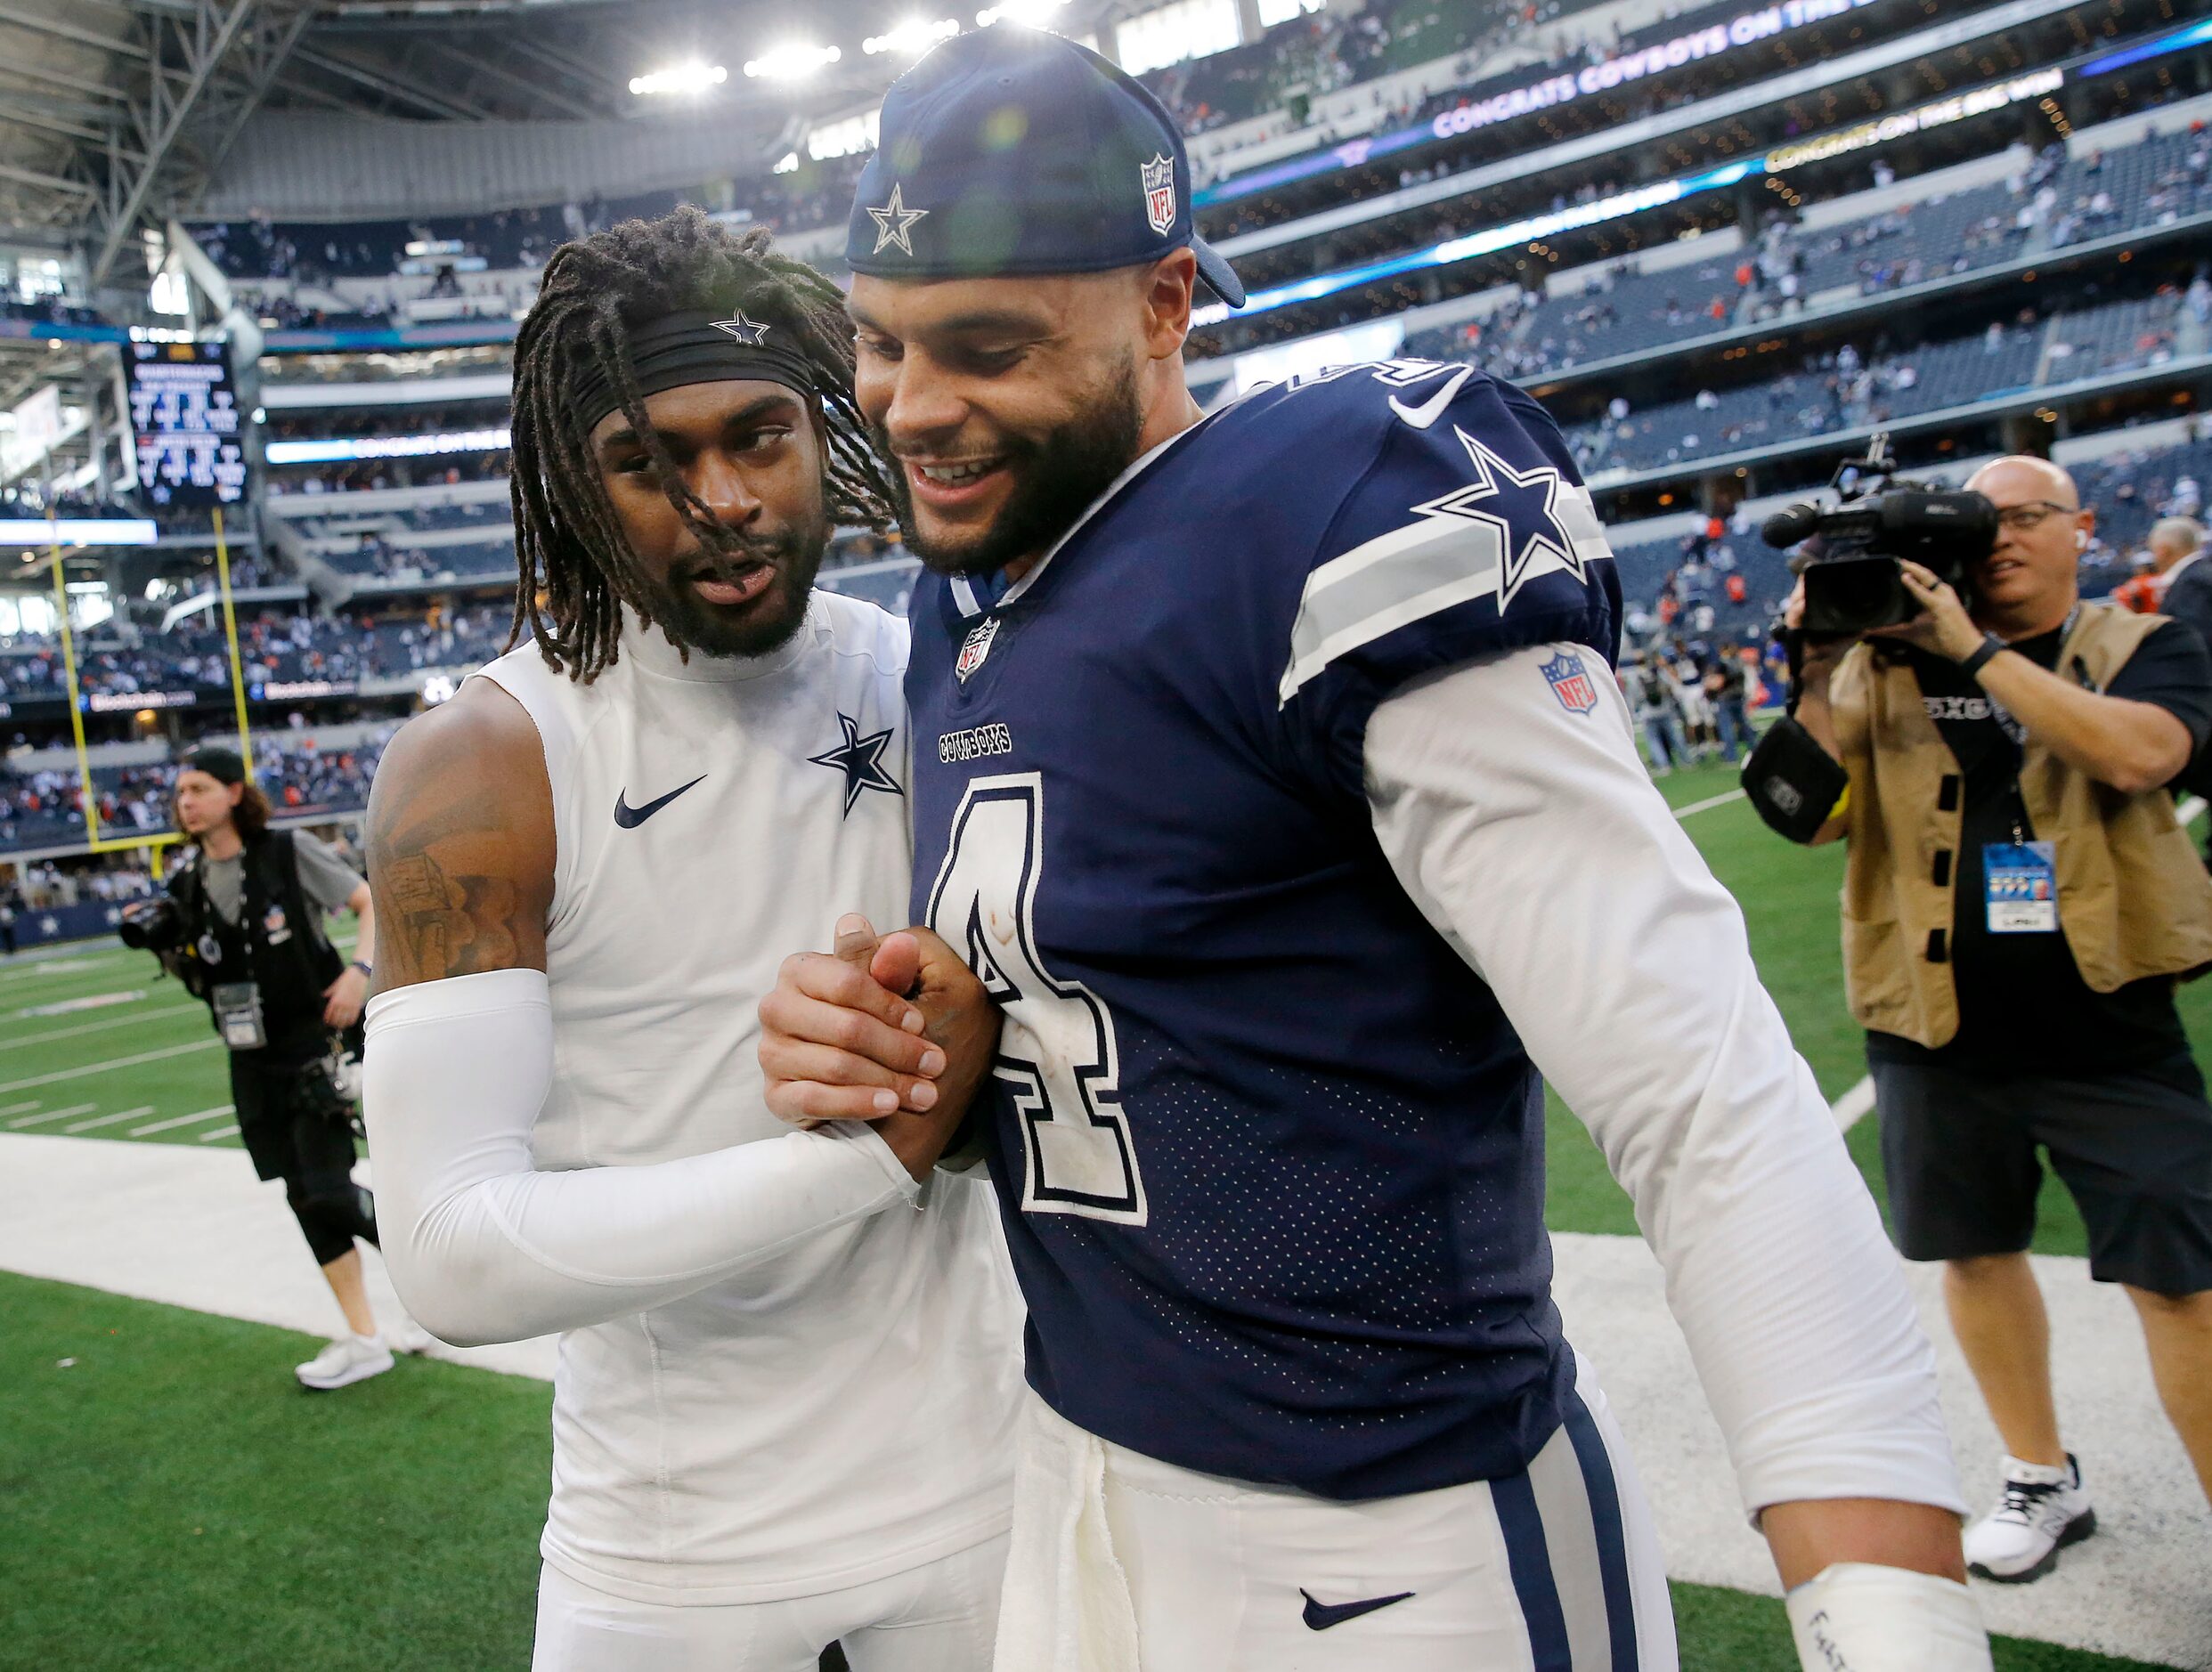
[{"left": 760, "top": 23, "right": 1991, "bottom": 1672}]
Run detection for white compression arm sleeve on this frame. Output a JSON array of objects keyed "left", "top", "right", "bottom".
[
  {"left": 1364, "top": 645, "right": 1964, "bottom": 1521},
  {"left": 362, "top": 968, "right": 918, "bottom": 1348}
]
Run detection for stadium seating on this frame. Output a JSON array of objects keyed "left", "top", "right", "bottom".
[{"left": 0, "top": 734, "right": 392, "bottom": 850}]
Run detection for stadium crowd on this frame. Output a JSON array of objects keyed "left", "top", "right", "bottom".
[{"left": 0, "top": 731, "right": 394, "bottom": 849}]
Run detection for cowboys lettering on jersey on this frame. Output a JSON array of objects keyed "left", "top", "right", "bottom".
[{"left": 908, "top": 359, "right": 1618, "bottom": 1498}]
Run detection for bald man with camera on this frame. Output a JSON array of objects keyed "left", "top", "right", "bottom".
[{"left": 1777, "top": 455, "right": 2212, "bottom": 1583}]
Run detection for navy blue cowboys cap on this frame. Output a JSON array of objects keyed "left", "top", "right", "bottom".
[{"left": 845, "top": 24, "right": 1246, "bottom": 308}]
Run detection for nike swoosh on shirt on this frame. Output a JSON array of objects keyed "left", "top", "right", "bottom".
[
  {"left": 613, "top": 775, "right": 706, "bottom": 829},
  {"left": 1387, "top": 364, "right": 1474, "bottom": 429},
  {"left": 1299, "top": 1588, "right": 1416, "bottom": 1631}
]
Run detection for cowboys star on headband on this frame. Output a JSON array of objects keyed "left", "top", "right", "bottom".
[{"left": 568, "top": 309, "right": 818, "bottom": 433}]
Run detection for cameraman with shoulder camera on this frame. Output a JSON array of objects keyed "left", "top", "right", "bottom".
[
  {"left": 134, "top": 743, "right": 409, "bottom": 1391},
  {"left": 1761, "top": 454, "right": 2212, "bottom": 1582}
]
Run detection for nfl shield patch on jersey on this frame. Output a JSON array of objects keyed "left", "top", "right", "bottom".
[
  {"left": 956, "top": 616, "right": 1001, "bottom": 682},
  {"left": 1541, "top": 650, "right": 1599, "bottom": 716}
]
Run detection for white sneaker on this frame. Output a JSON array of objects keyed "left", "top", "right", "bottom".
[
  {"left": 1964, "top": 1454, "right": 2096, "bottom": 1583},
  {"left": 295, "top": 1332, "right": 395, "bottom": 1391},
  {"left": 384, "top": 1312, "right": 433, "bottom": 1356}
]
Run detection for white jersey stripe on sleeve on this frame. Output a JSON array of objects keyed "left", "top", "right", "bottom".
[{"left": 1279, "top": 517, "right": 1506, "bottom": 704}]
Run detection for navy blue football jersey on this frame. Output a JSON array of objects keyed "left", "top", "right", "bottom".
[{"left": 907, "top": 360, "right": 1622, "bottom": 1500}]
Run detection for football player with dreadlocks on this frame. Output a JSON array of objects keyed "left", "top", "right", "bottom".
[{"left": 360, "top": 207, "right": 1022, "bottom": 1671}]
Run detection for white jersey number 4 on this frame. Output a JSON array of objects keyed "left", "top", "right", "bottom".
[{"left": 924, "top": 772, "right": 1146, "bottom": 1225}]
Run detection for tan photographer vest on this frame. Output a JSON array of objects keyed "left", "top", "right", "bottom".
[{"left": 1828, "top": 602, "right": 2212, "bottom": 1049}]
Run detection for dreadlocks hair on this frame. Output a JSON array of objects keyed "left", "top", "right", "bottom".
[{"left": 507, "top": 205, "right": 899, "bottom": 681}]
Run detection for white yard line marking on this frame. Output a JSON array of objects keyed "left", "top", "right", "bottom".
[
  {"left": 1673, "top": 788, "right": 1746, "bottom": 819},
  {"left": 196, "top": 1124, "right": 240, "bottom": 1142},
  {"left": 0, "top": 955, "right": 126, "bottom": 984},
  {"left": 0, "top": 1037, "right": 221, "bottom": 1095},
  {"left": 1829, "top": 1075, "right": 1876, "bottom": 1131},
  {"left": 0, "top": 1004, "right": 199, "bottom": 1054},
  {"left": 2179, "top": 794, "right": 2206, "bottom": 825},
  {"left": 64, "top": 1106, "right": 156, "bottom": 1134},
  {"left": 9, "top": 1103, "right": 97, "bottom": 1128},
  {"left": 0, "top": 1100, "right": 39, "bottom": 1117},
  {"left": 130, "top": 1105, "right": 234, "bottom": 1137}
]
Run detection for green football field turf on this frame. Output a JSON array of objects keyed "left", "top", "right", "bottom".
[
  {"left": 0, "top": 1270, "right": 2173, "bottom": 1672},
  {"left": 2, "top": 791, "right": 2204, "bottom": 1668}
]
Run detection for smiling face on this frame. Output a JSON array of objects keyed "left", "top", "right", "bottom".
[
  {"left": 848, "top": 265, "right": 1179, "bottom": 579},
  {"left": 1963, "top": 456, "right": 2089, "bottom": 636},
  {"left": 590, "top": 377, "right": 831, "bottom": 659}
]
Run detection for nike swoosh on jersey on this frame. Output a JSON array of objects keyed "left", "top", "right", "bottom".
[
  {"left": 613, "top": 775, "right": 707, "bottom": 829},
  {"left": 1299, "top": 1588, "right": 1415, "bottom": 1631},
  {"left": 1387, "top": 364, "right": 1474, "bottom": 429}
]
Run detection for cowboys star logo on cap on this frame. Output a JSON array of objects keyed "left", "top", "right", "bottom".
[
  {"left": 866, "top": 183, "right": 931, "bottom": 256},
  {"left": 711, "top": 310, "right": 771, "bottom": 345},
  {"left": 1140, "top": 154, "right": 1176, "bottom": 238}
]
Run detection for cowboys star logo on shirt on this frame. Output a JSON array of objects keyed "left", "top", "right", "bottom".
[
  {"left": 1141, "top": 154, "right": 1176, "bottom": 237},
  {"left": 1410, "top": 425, "right": 1585, "bottom": 611},
  {"left": 956, "top": 615, "right": 1000, "bottom": 682}
]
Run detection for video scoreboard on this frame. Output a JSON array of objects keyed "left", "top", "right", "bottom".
[{"left": 126, "top": 339, "right": 247, "bottom": 509}]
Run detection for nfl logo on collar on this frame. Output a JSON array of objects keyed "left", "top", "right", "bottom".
[
  {"left": 1541, "top": 651, "right": 1600, "bottom": 716},
  {"left": 956, "top": 617, "right": 1000, "bottom": 683},
  {"left": 1142, "top": 155, "right": 1176, "bottom": 237}
]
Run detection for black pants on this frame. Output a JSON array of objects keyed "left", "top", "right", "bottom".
[
  {"left": 1871, "top": 1047, "right": 2212, "bottom": 1295},
  {"left": 233, "top": 1048, "right": 378, "bottom": 1267}
]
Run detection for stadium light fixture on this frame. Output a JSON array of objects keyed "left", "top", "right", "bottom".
[
  {"left": 628, "top": 62, "right": 728, "bottom": 96},
  {"left": 743, "top": 43, "right": 842, "bottom": 78},
  {"left": 865, "top": 17, "right": 960, "bottom": 54},
  {"left": 976, "top": 0, "right": 1065, "bottom": 27}
]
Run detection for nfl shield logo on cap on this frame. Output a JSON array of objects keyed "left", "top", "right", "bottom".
[{"left": 1142, "top": 155, "right": 1176, "bottom": 238}]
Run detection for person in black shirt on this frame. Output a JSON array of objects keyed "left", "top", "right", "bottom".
[
  {"left": 157, "top": 746, "right": 411, "bottom": 1391},
  {"left": 1787, "top": 456, "right": 2212, "bottom": 1583}
]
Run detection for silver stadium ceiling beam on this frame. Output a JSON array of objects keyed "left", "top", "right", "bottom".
[{"left": 79, "top": 0, "right": 321, "bottom": 288}]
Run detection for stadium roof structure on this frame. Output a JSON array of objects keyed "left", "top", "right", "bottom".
[{"left": 0, "top": 0, "right": 1137, "bottom": 289}]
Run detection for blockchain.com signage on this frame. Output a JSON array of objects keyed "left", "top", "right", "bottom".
[{"left": 1198, "top": 0, "right": 1880, "bottom": 207}]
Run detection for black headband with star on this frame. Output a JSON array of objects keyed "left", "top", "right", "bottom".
[{"left": 568, "top": 308, "right": 817, "bottom": 434}]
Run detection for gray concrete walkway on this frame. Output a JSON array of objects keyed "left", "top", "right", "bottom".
[{"left": 3, "top": 1133, "right": 2205, "bottom": 1668}]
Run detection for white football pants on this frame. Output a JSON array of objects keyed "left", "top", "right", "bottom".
[
  {"left": 996, "top": 1356, "right": 1678, "bottom": 1672},
  {"left": 533, "top": 1532, "right": 1008, "bottom": 1672}
]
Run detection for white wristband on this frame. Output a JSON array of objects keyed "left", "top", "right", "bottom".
[{"left": 1785, "top": 1562, "right": 1991, "bottom": 1672}]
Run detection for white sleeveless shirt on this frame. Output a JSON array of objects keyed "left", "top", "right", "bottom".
[{"left": 473, "top": 594, "right": 1022, "bottom": 1606}]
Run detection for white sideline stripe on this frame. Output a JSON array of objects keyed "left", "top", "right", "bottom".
[
  {"left": 1829, "top": 1075, "right": 1877, "bottom": 1131},
  {"left": 64, "top": 1105, "right": 155, "bottom": 1134},
  {"left": 0, "top": 1100, "right": 38, "bottom": 1117},
  {"left": 0, "top": 1003, "right": 199, "bottom": 1053},
  {"left": 2180, "top": 794, "right": 2207, "bottom": 825},
  {"left": 1671, "top": 788, "right": 1746, "bottom": 819},
  {"left": 0, "top": 1036, "right": 219, "bottom": 1094},
  {"left": 196, "top": 1124, "right": 240, "bottom": 1142},
  {"left": 130, "top": 1104, "right": 234, "bottom": 1137},
  {"left": 9, "top": 1103, "right": 96, "bottom": 1128}
]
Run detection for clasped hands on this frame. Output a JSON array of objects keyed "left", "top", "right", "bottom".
[{"left": 760, "top": 913, "right": 1001, "bottom": 1181}]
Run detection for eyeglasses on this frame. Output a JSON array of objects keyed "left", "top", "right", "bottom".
[{"left": 1993, "top": 500, "right": 2078, "bottom": 532}]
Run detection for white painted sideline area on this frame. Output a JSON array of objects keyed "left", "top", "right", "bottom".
[{"left": 2, "top": 1132, "right": 2204, "bottom": 1668}]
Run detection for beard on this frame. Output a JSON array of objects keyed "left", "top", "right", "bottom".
[
  {"left": 874, "top": 356, "right": 1146, "bottom": 579},
  {"left": 642, "top": 502, "right": 829, "bottom": 661}
]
